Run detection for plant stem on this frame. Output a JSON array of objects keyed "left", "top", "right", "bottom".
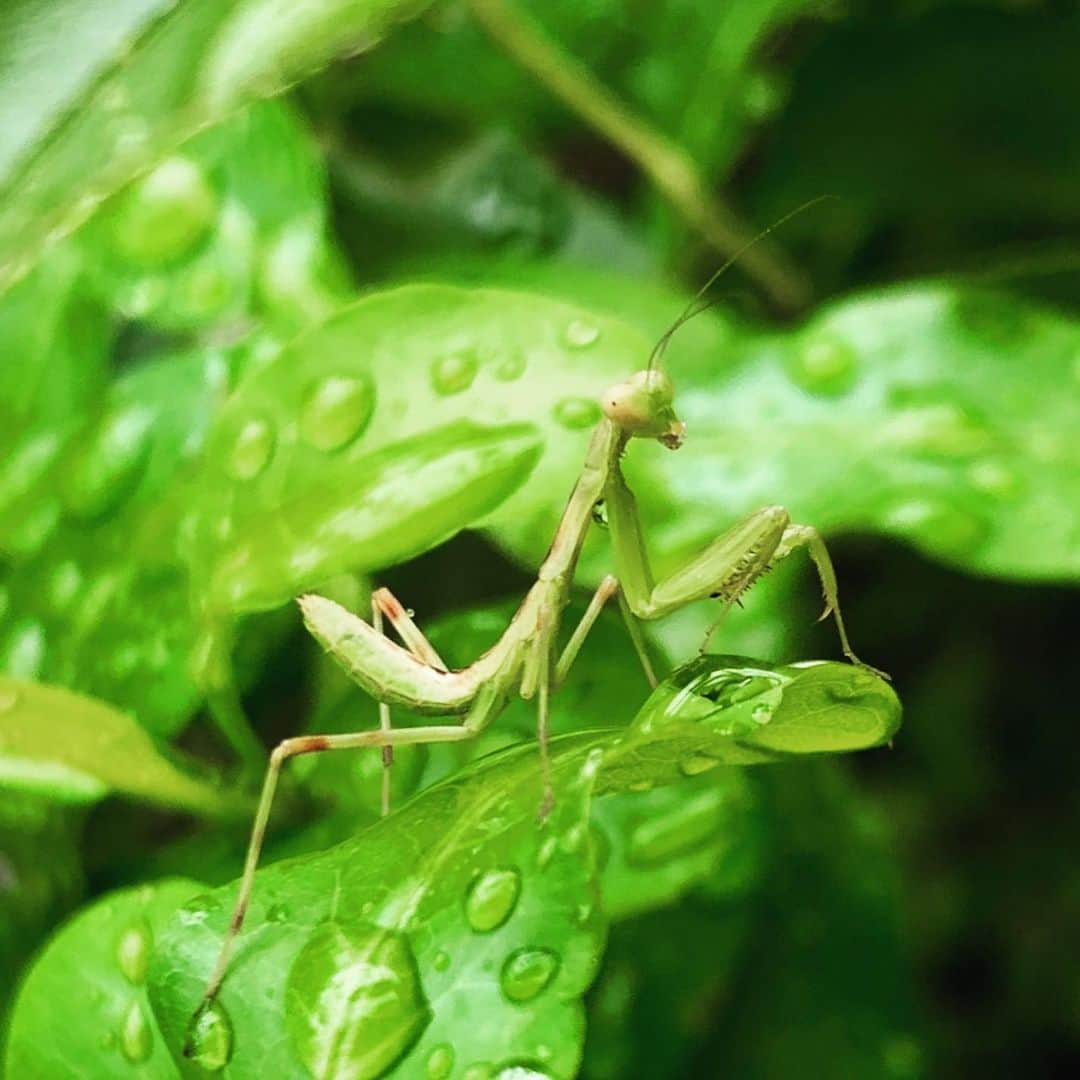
[{"left": 467, "top": 0, "right": 810, "bottom": 312}]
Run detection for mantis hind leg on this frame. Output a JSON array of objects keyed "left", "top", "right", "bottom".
[
  {"left": 192, "top": 720, "right": 475, "bottom": 1029},
  {"left": 771, "top": 524, "right": 889, "bottom": 680}
]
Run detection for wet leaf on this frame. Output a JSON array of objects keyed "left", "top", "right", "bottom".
[
  {"left": 188, "top": 284, "right": 648, "bottom": 616},
  {"left": 146, "top": 654, "right": 895, "bottom": 1075},
  {"left": 0, "top": 0, "right": 433, "bottom": 295},
  {"left": 5, "top": 878, "right": 204, "bottom": 1079}
]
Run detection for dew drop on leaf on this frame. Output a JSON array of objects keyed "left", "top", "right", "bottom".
[
  {"left": 427, "top": 1043, "right": 455, "bottom": 1079},
  {"left": 45, "top": 560, "right": 82, "bottom": 614},
  {"left": 967, "top": 458, "right": 1023, "bottom": 500},
  {"left": 432, "top": 949, "right": 451, "bottom": 972},
  {"left": 500, "top": 947, "right": 559, "bottom": 1003},
  {"left": 299, "top": 374, "right": 375, "bottom": 452},
  {"left": 0, "top": 619, "right": 46, "bottom": 679},
  {"left": 184, "top": 998, "right": 233, "bottom": 1072},
  {"left": 59, "top": 405, "right": 153, "bottom": 520},
  {"left": 286, "top": 921, "right": 430, "bottom": 1080},
  {"left": 553, "top": 398, "right": 601, "bottom": 430},
  {"left": 116, "top": 922, "right": 151, "bottom": 985},
  {"left": 119, "top": 1000, "right": 153, "bottom": 1063},
  {"left": 464, "top": 867, "right": 521, "bottom": 932},
  {"left": 562, "top": 319, "right": 600, "bottom": 348},
  {"left": 227, "top": 417, "right": 275, "bottom": 480},
  {"left": 679, "top": 753, "right": 719, "bottom": 777},
  {"left": 494, "top": 351, "right": 526, "bottom": 381},
  {"left": 431, "top": 352, "right": 479, "bottom": 395},
  {"left": 786, "top": 335, "right": 858, "bottom": 396}
]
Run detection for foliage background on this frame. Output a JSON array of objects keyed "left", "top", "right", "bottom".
[{"left": 1, "top": 0, "right": 1078, "bottom": 1076}]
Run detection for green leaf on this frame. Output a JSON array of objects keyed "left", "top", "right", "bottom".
[
  {"left": 0, "top": 677, "right": 242, "bottom": 817},
  {"left": 0, "top": 348, "right": 233, "bottom": 735},
  {"left": 0, "top": 0, "right": 433, "bottom": 296},
  {"left": 5, "top": 878, "right": 204, "bottom": 1079},
  {"left": 145, "top": 654, "right": 895, "bottom": 1075},
  {"left": 705, "top": 762, "right": 925, "bottom": 1078},
  {"left": 75, "top": 101, "right": 350, "bottom": 333},
  {"left": 437, "top": 267, "right": 1080, "bottom": 581},
  {"left": 0, "top": 793, "right": 84, "bottom": 1014},
  {"left": 188, "top": 284, "right": 649, "bottom": 616},
  {"left": 151, "top": 743, "right": 606, "bottom": 1078}
]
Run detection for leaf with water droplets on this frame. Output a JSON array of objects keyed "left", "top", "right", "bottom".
[
  {"left": 0, "top": 676, "right": 243, "bottom": 817},
  {"left": 449, "top": 265, "right": 1080, "bottom": 582},
  {"left": 0, "top": 1, "right": 433, "bottom": 297},
  {"left": 5, "top": 878, "right": 203, "bottom": 1079},
  {"left": 149, "top": 744, "right": 607, "bottom": 1078},
  {"left": 0, "top": 348, "right": 233, "bottom": 736},
  {"left": 189, "top": 284, "right": 648, "bottom": 616}
]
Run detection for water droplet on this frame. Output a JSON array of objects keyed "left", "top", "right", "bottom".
[
  {"left": 286, "top": 921, "right": 430, "bottom": 1080},
  {"left": 265, "top": 902, "right": 290, "bottom": 924},
  {"left": 116, "top": 923, "right": 151, "bottom": 984},
  {"left": 679, "top": 754, "right": 719, "bottom": 777},
  {"left": 885, "top": 389, "right": 997, "bottom": 461},
  {"left": 227, "top": 417, "right": 275, "bottom": 480},
  {"left": 500, "top": 947, "right": 559, "bottom": 1003},
  {"left": 560, "top": 823, "right": 586, "bottom": 854},
  {"left": 59, "top": 405, "right": 153, "bottom": 520},
  {"left": 427, "top": 1044, "right": 455, "bottom": 1079},
  {"left": 563, "top": 319, "right": 600, "bottom": 348},
  {"left": 883, "top": 497, "right": 988, "bottom": 557},
  {"left": 119, "top": 1000, "right": 153, "bottom": 1063},
  {"left": 432, "top": 352, "right": 478, "bottom": 395},
  {"left": 494, "top": 352, "right": 526, "bottom": 381},
  {"left": 0, "top": 619, "right": 46, "bottom": 679},
  {"left": 553, "top": 398, "right": 601, "bottom": 430},
  {"left": 751, "top": 702, "right": 772, "bottom": 725},
  {"left": 184, "top": 999, "right": 233, "bottom": 1071},
  {"left": 536, "top": 836, "right": 558, "bottom": 868},
  {"left": 300, "top": 374, "right": 375, "bottom": 452},
  {"left": 46, "top": 560, "right": 82, "bottom": 614},
  {"left": 106, "top": 156, "right": 217, "bottom": 266},
  {"left": 433, "top": 949, "right": 451, "bottom": 972},
  {"left": 660, "top": 658, "right": 786, "bottom": 736},
  {"left": 493, "top": 1065, "right": 553, "bottom": 1079},
  {"left": 627, "top": 788, "right": 728, "bottom": 866},
  {"left": 465, "top": 867, "right": 521, "bottom": 932},
  {"left": 787, "top": 336, "right": 858, "bottom": 396},
  {"left": 968, "top": 459, "right": 1023, "bottom": 500}
]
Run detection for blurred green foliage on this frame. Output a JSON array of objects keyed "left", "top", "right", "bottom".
[{"left": 1, "top": 0, "right": 1078, "bottom": 1076}]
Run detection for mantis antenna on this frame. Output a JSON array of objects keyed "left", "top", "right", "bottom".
[{"left": 646, "top": 195, "right": 834, "bottom": 374}]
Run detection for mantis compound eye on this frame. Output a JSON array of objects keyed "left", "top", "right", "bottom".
[{"left": 601, "top": 370, "right": 686, "bottom": 448}]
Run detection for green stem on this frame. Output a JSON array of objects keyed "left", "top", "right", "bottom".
[{"left": 467, "top": 0, "right": 809, "bottom": 312}]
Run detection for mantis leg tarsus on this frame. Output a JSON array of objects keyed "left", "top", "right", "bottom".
[{"left": 774, "top": 524, "right": 891, "bottom": 681}]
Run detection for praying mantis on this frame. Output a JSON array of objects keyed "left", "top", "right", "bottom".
[{"left": 192, "top": 235, "right": 886, "bottom": 1023}]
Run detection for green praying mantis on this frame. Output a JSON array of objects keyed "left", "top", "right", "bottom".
[{"left": 192, "top": 240, "right": 886, "bottom": 1024}]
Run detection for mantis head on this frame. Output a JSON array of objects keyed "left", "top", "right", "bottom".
[{"left": 601, "top": 369, "right": 686, "bottom": 449}]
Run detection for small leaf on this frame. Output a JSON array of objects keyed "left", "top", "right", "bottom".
[
  {"left": 5, "top": 878, "right": 204, "bottom": 1079},
  {"left": 0, "top": 677, "right": 242, "bottom": 817}
]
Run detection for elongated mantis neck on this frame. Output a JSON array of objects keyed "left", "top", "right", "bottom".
[{"left": 538, "top": 418, "right": 628, "bottom": 584}]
